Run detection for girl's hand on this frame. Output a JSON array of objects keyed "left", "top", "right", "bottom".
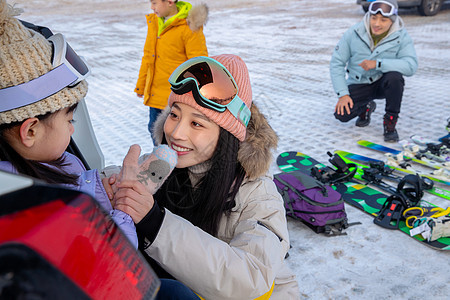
[
  {"left": 102, "top": 174, "right": 118, "bottom": 200},
  {"left": 114, "top": 180, "right": 154, "bottom": 223}
]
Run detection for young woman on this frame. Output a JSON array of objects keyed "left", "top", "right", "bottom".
[{"left": 113, "top": 55, "right": 300, "bottom": 299}]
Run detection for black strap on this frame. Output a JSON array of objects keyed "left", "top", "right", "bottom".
[
  {"left": 396, "top": 174, "right": 424, "bottom": 207},
  {"left": 291, "top": 171, "right": 327, "bottom": 194},
  {"left": 20, "top": 20, "right": 54, "bottom": 38},
  {"left": 326, "top": 152, "right": 357, "bottom": 183},
  {"left": 274, "top": 174, "right": 297, "bottom": 218},
  {"left": 361, "top": 167, "right": 384, "bottom": 183}
]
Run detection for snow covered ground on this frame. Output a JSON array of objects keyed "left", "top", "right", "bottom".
[{"left": 18, "top": 0, "right": 450, "bottom": 298}]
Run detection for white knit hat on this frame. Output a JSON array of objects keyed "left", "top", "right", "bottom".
[{"left": 0, "top": 0, "right": 88, "bottom": 125}]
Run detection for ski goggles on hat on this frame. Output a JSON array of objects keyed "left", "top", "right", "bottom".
[
  {"left": 0, "top": 33, "right": 90, "bottom": 113},
  {"left": 168, "top": 56, "right": 251, "bottom": 127},
  {"left": 368, "top": 0, "right": 398, "bottom": 17},
  {"left": 48, "top": 33, "right": 90, "bottom": 87}
]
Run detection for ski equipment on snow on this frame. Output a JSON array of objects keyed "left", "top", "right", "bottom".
[
  {"left": 276, "top": 151, "right": 450, "bottom": 250},
  {"left": 334, "top": 150, "right": 450, "bottom": 192},
  {"left": 357, "top": 139, "right": 450, "bottom": 170}
]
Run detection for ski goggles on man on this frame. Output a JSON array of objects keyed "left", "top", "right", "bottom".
[
  {"left": 168, "top": 56, "right": 251, "bottom": 127},
  {"left": 368, "top": 0, "right": 398, "bottom": 17},
  {"left": 0, "top": 33, "right": 90, "bottom": 113}
]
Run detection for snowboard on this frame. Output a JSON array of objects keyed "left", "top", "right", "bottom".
[
  {"left": 357, "top": 140, "right": 449, "bottom": 170},
  {"left": 276, "top": 151, "right": 450, "bottom": 250},
  {"left": 334, "top": 150, "right": 450, "bottom": 200}
]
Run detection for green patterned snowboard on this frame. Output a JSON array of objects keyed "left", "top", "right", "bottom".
[{"left": 276, "top": 151, "right": 450, "bottom": 250}]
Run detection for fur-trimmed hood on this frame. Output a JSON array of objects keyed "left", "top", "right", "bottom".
[
  {"left": 155, "top": 2, "right": 208, "bottom": 35},
  {"left": 186, "top": 3, "right": 208, "bottom": 31},
  {"left": 152, "top": 103, "right": 278, "bottom": 180}
]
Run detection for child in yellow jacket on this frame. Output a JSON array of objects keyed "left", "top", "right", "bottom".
[{"left": 135, "top": 0, "right": 208, "bottom": 142}]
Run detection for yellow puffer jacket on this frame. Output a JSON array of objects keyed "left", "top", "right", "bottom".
[{"left": 135, "top": 2, "right": 208, "bottom": 109}]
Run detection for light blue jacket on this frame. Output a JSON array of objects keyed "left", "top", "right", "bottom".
[{"left": 330, "top": 14, "right": 418, "bottom": 97}]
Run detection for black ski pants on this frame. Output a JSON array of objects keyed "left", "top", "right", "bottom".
[{"left": 334, "top": 71, "right": 405, "bottom": 122}]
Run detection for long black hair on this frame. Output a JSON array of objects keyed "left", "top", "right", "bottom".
[
  {"left": 0, "top": 104, "right": 79, "bottom": 185},
  {"left": 155, "top": 128, "right": 246, "bottom": 236}
]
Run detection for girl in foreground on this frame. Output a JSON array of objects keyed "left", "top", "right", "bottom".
[
  {"left": 113, "top": 54, "right": 300, "bottom": 299},
  {"left": 0, "top": 1, "right": 137, "bottom": 248}
]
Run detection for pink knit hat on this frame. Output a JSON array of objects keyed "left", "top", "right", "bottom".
[{"left": 168, "top": 54, "right": 252, "bottom": 142}]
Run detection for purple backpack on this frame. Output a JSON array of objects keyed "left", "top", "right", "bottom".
[{"left": 274, "top": 171, "right": 349, "bottom": 235}]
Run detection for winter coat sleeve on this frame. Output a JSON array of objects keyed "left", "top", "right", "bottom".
[
  {"left": 64, "top": 153, "right": 139, "bottom": 249},
  {"left": 376, "top": 31, "right": 418, "bottom": 76},
  {"left": 142, "top": 176, "right": 289, "bottom": 300},
  {"left": 135, "top": 51, "right": 150, "bottom": 94},
  {"left": 330, "top": 28, "right": 353, "bottom": 97},
  {"left": 135, "top": 15, "right": 157, "bottom": 94},
  {"left": 135, "top": 48, "right": 150, "bottom": 94},
  {"left": 183, "top": 25, "right": 208, "bottom": 59}
]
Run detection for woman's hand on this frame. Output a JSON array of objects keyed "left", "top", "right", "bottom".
[
  {"left": 112, "top": 144, "right": 155, "bottom": 223},
  {"left": 114, "top": 180, "right": 154, "bottom": 224}
]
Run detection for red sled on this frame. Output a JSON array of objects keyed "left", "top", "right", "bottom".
[{"left": 0, "top": 173, "right": 159, "bottom": 299}]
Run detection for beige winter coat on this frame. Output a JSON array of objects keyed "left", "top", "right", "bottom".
[{"left": 147, "top": 104, "right": 300, "bottom": 299}]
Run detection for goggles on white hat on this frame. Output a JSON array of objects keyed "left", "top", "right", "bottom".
[
  {"left": 168, "top": 56, "right": 251, "bottom": 127},
  {"left": 369, "top": 1, "right": 398, "bottom": 17},
  {"left": 48, "top": 33, "right": 90, "bottom": 87},
  {"left": 0, "top": 33, "right": 90, "bottom": 113}
]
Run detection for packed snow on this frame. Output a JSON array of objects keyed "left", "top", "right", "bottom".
[{"left": 17, "top": 0, "right": 450, "bottom": 298}]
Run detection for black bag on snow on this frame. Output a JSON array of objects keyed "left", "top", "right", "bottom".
[{"left": 274, "top": 170, "right": 349, "bottom": 235}]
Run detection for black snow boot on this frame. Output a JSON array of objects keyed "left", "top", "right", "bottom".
[
  {"left": 356, "top": 101, "right": 376, "bottom": 127},
  {"left": 383, "top": 114, "right": 399, "bottom": 142}
]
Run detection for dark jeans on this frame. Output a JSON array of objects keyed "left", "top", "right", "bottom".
[
  {"left": 156, "top": 279, "right": 201, "bottom": 300},
  {"left": 148, "top": 107, "right": 163, "bottom": 143},
  {"left": 334, "top": 71, "right": 404, "bottom": 122}
]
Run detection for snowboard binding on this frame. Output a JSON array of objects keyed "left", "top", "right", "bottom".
[
  {"left": 396, "top": 174, "right": 427, "bottom": 207},
  {"left": 373, "top": 195, "right": 405, "bottom": 229},
  {"left": 310, "top": 152, "right": 357, "bottom": 184},
  {"left": 361, "top": 167, "right": 384, "bottom": 184},
  {"left": 368, "top": 161, "right": 395, "bottom": 176},
  {"left": 374, "top": 174, "right": 427, "bottom": 229}
]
